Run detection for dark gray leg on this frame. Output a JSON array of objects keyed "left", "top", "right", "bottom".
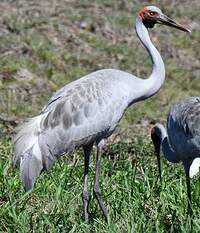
[
  {"left": 93, "top": 140, "right": 108, "bottom": 222},
  {"left": 82, "top": 144, "right": 93, "bottom": 223},
  {"left": 183, "top": 161, "right": 192, "bottom": 216}
]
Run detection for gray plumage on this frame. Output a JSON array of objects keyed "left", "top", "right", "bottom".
[
  {"left": 14, "top": 5, "right": 190, "bottom": 222},
  {"left": 20, "top": 147, "right": 43, "bottom": 191},
  {"left": 151, "top": 97, "right": 200, "bottom": 216},
  {"left": 15, "top": 69, "right": 137, "bottom": 169},
  {"left": 167, "top": 97, "right": 200, "bottom": 159}
]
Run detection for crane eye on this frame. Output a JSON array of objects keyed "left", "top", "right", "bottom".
[{"left": 149, "top": 12, "right": 156, "bottom": 16}]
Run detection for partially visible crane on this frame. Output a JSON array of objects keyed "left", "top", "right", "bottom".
[
  {"left": 151, "top": 97, "right": 200, "bottom": 216},
  {"left": 14, "top": 6, "right": 190, "bottom": 222}
]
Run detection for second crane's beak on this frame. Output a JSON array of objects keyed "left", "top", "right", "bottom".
[
  {"left": 158, "top": 14, "right": 191, "bottom": 33},
  {"left": 151, "top": 128, "right": 162, "bottom": 181}
]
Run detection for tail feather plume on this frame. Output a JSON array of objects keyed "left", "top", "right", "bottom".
[
  {"left": 13, "top": 114, "right": 46, "bottom": 190},
  {"left": 20, "top": 147, "right": 43, "bottom": 191}
]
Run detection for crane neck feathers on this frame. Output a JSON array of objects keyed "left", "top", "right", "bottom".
[{"left": 134, "top": 16, "right": 165, "bottom": 100}]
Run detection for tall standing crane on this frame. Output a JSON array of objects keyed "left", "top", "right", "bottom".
[
  {"left": 14, "top": 6, "right": 190, "bottom": 222},
  {"left": 151, "top": 97, "right": 200, "bottom": 216}
]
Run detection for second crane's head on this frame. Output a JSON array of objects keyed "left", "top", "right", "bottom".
[{"left": 139, "top": 6, "right": 190, "bottom": 33}]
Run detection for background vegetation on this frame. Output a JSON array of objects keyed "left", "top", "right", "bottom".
[{"left": 0, "top": 0, "right": 199, "bottom": 232}]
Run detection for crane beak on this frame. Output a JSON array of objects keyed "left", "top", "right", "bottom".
[
  {"left": 158, "top": 14, "right": 191, "bottom": 33},
  {"left": 151, "top": 128, "right": 162, "bottom": 181}
]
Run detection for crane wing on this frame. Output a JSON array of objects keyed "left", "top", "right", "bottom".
[{"left": 37, "top": 71, "right": 129, "bottom": 168}]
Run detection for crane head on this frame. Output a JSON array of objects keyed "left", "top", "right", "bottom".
[{"left": 139, "top": 6, "right": 191, "bottom": 33}]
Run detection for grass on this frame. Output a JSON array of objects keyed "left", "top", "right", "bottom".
[
  {"left": 1, "top": 137, "right": 200, "bottom": 232},
  {"left": 0, "top": 0, "right": 200, "bottom": 232}
]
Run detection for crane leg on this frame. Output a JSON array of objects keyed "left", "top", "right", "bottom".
[
  {"left": 82, "top": 144, "right": 93, "bottom": 223},
  {"left": 183, "top": 161, "right": 193, "bottom": 216},
  {"left": 93, "top": 140, "right": 108, "bottom": 222}
]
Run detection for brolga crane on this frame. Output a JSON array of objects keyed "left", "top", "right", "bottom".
[
  {"left": 151, "top": 97, "right": 200, "bottom": 216},
  {"left": 14, "top": 6, "right": 190, "bottom": 222}
]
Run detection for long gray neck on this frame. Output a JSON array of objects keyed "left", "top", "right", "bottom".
[
  {"left": 134, "top": 16, "right": 165, "bottom": 100},
  {"left": 157, "top": 124, "right": 180, "bottom": 163}
]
